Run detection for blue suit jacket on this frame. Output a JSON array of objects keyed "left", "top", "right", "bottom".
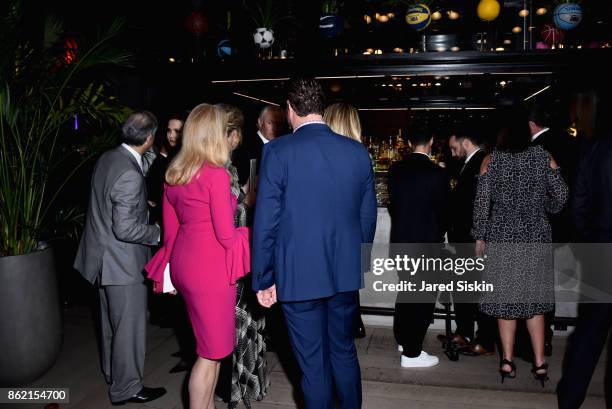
[{"left": 252, "top": 123, "right": 377, "bottom": 302}]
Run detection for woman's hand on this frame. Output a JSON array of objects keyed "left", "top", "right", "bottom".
[{"left": 475, "top": 240, "right": 486, "bottom": 258}]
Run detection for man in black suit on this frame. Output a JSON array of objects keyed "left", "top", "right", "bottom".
[
  {"left": 447, "top": 128, "right": 496, "bottom": 356},
  {"left": 234, "top": 105, "right": 286, "bottom": 186},
  {"left": 557, "top": 99, "right": 612, "bottom": 409},
  {"left": 526, "top": 104, "right": 578, "bottom": 358},
  {"left": 388, "top": 128, "right": 450, "bottom": 368}
]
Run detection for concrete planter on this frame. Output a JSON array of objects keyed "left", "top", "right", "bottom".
[{"left": 0, "top": 248, "right": 62, "bottom": 386}]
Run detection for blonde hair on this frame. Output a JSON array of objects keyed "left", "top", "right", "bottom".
[
  {"left": 324, "top": 102, "right": 362, "bottom": 142},
  {"left": 166, "top": 103, "right": 230, "bottom": 185},
  {"left": 217, "top": 103, "right": 244, "bottom": 145}
]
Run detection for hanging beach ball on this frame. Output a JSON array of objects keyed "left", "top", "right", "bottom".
[
  {"left": 406, "top": 4, "right": 432, "bottom": 31},
  {"left": 217, "top": 39, "right": 232, "bottom": 58},
  {"left": 477, "top": 0, "right": 501, "bottom": 22},
  {"left": 253, "top": 28, "right": 275, "bottom": 49},
  {"left": 319, "top": 13, "right": 344, "bottom": 38},
  {"left": 541, "top": 23, "right": 565, "bottom": 45},
  {"left": 553, "top": 3, "right": 583, "bottom": 30}
]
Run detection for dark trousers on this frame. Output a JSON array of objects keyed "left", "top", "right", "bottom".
[
  {"left": 454, "top": 303, "right": 497, "bottom": 350},
  {"left": 170, "top": 295, "right": 196, "bottom": 361},
  {"left": 99, "top": 283, "right": 147, "bottom": 402},
  {"left": 394, "top": 302, "right": 435, "bottom": 357},
  {"left": 557, "top": 304, "right": 612, "bottom": 409},
  {"left": 281, "top": 291, "right": 362, "bottom": 409}
]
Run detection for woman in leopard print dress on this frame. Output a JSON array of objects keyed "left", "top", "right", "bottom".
[{"left": 472, "top": 108, "right": 568, "bottom": 382}]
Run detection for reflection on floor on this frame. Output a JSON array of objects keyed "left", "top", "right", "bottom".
[{"left": 7, "top": 306, "right": 606, "bottom": 409}]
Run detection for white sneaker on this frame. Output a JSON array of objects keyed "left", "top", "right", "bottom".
[
  {"left": 398, "top": 345, "right": 403, "bottom": 352},
  {"left": 400, "top": 351, "right": 440, "bottom": 368}
]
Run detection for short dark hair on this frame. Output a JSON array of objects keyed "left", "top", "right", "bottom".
[
  {"left": 407, "top": 127, "right": 433, "bottom": 147},
  {"left": 495, "top": 106, "right": 532, "bottom": 152},
  {"left": 167, "top": 112, "right": 187, "bottom": 124},
  {"left": 452, "top": 121, "right": 482, "bottom": 146},
  {"left": 121, "top": 111, "right": 158, "bottom": 146},
  {"left": 287, "top": 77, "right": 325, "bottom": 117},
  {"left": 527, "top": 103, "right": 550, "bottom": 128}
]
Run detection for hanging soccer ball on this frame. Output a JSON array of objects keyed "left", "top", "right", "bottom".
[
  {"left": 253, "top": 28, "right": 275, "bottom": 49},
  {"left": 406, "top": 4, "right": 432, "bottom": 31},
  {"left": 553, "top": 3, "right": 583, "bottom": 30}
]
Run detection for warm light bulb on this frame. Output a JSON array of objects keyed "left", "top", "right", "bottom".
[
  {"left": 378, "top": 15, "right": 389, "bottom": 23},
  {"left": 168, "top": 57, "right": 176, "bottom": 63},
  {"left": 450, "top": 46, "right": 460, "bottom": 52},
  {"left": 432, "top": 11, "right": 442, "bottom": 21},
  {"left": 374, "top": 49, "right": 383, "bottom": 55},
  {"left": 393, "top": 47, "right": 404, "bottom": 53},
  {"left": 387, "top": 12, "right": 395, "bottom": 19},
  {"left": 495, "top": 47, "right": 505, "bottom": 52},
  {"left": 519, "top": 9, "right": 529, "bottom": 18},
  {"left": 447, "top": 10, "right": 460, "bottom": 20},
  {"left": 512, "top": 26, "right": 522, "bottom": 33},
  {"left": 364, "top": 15, "right": 372, "bottom": 24},
  {"left": 503, "top": 39, "right": 512, "bottom": 45},
  {"left": 536, "top": 8, "right": 547, "bottom": 16}
]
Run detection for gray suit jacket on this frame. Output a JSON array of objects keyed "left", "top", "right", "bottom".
[{"left": 74, "top": 145, "right": 160, "bottom": 286}]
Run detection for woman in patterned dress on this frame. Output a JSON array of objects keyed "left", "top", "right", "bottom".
[
  {"left": 472, "top": 107, "right": 568, "bottom": 385},
  {"left": 219, "top": 104, "right": 269, "bottom": 408}
]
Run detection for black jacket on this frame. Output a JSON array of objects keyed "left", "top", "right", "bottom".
[
  {"left": 387, "top": 153, "right": 451, "bottom": 244},
  {"left": 448, "top": 149, "right": 486, "bottom": 243},
  {"left": 571, "top": 136, "right": 612, "bottom": 242}
]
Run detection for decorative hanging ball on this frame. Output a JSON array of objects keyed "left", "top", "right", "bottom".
[
  {"left": 253, "top": 28, "right": 275, "bottom": 49},
  {"left": 185, "top": 11, "right": 208, "bottom": 35},
  {"left": 406, "top": 4, "right": 432, "bottom": 31},
  {"left": 553, "top": 3, "right": 583, "bottom": 31},
  {"left": 541, "top": 23, "right": 565, "bottom": 45},
  {"left": 319, "top": 13, "right": 344, "bottom": 38},
  {"left": 217, "top": 39, "right": 232, "bottom": 58},
  {"left": 477, "top": 0, "right": 501, "bottom": 22}
]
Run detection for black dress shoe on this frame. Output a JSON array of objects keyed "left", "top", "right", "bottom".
[
  {"left": 111, "top": 386, "right": 166, "bottom": 406},
  {"left": 169, "top": 359, "right": 191, "bottom": 373}
]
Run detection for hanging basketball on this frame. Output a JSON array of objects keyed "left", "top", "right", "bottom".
[
  {"left": 541, "top": 23, "right": 565, "bottom": 45},
  {"left": 553, "top": 3, "right": 583, "bottom": 30}
]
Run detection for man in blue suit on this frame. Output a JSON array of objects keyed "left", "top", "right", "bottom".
[{"left": 252, "top": 77, "right": 377, "bottom": 409}]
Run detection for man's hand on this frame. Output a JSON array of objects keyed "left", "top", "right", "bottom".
[{"left": 256, "top": 285, "right": 277, "bottom": 308}]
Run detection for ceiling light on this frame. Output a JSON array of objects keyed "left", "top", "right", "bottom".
[
  {"left": 378, "top": 15, "right": 390, "bottom": 23},
  {"left": 432, "top": 11, "right": 442, "bottom": 21},
  {"left": 168, "top": 57, "right": 176, "bottom": 63},
  {"left": 503, "top": 39, "right": 512, "bottom": 45},
  {"left": 450, "top": 46, "right": 460, "bottom": 52},
  {"left": 436, "top": 46, "right": 447, "bottom": 52},
  {"left": 387, "top": 12, "right": 395, "bottom": 19},
  {"left": 412, "top": 83, "right": 418, "bottom": 87},
  {"left": 393, "top": 47, "right": 404, "bottom": 53},
  {"left": 519, "top": 9, "right": 529, "bottom": 18},
  {"left": 495, "top": 47, "right": 505, "bottom": 51},
  {"left": 512, "top": 26, "right": 522, "bottom": 33},
  {"left": 374, "top": 49, "right": 383, "bottom": 55},
  {"left": 435, "top": 82, "right": 442, "bottom": 86},
  {"left": 447, "top": 10, "right": 460, "bottom": 20},
  {"left": 364, "top": 15, "right": 372, "bottom": 24},
  {"left": 500, "top": 81, "right": 507, "bottom": 86},
  {"left": 536, "top": 8, "right": 547, "bottom": 16}
]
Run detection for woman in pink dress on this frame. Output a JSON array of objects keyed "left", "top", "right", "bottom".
[{"left": 146, "top": 103, "right": 249, "bottom": 409}]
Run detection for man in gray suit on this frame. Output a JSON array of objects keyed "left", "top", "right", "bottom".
[{"left": 74, "top": 111, "right": 166, "bottom": 405}]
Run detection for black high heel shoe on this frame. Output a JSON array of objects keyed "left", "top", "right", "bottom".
[
  {"left": 499, "top": 359, "right": 517, "bottom": 383},
  {"left": 531, "top": 362, "right": 549, "bottom": 387}
]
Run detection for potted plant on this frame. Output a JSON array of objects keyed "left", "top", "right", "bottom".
[
  {"left": 245, "top": 0, "right": 292, "bottom": 49},
  {"left": 0, "top": 0, "right": 130, "bottom": 386},
  {"left": 320, "top": 0, "right": 345, "bottom": 39}
]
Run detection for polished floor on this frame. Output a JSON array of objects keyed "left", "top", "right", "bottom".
[{"left": 7, "top": 306, "right": 607, "bottom": 409}]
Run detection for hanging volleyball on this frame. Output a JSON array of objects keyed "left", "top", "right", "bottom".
[
  {"left": 406, "top": 4, "right": 432, "bottom": 31},
  {"left": 477, "top": 0, "right": 501, "bottom": 22},
  {"left": 553, "top": 3, "right": 583, "bottom": 30}
]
